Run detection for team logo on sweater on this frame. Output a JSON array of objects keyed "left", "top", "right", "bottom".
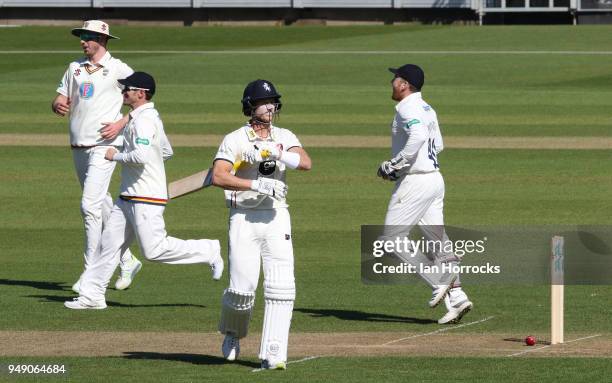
[{"left": 79, "top": 82, "right": 94, "bottom": 99}]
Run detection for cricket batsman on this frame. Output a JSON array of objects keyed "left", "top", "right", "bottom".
[{"left": 211, "top": 79, "right": 312, "bottom": 369}]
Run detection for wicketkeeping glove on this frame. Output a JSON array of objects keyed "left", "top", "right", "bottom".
[
  {"left": 250, "top": 177, "right": 288, "bottom": 200},
  {"left": 377, "top": 159, "right": 402, "bottom": 181}
]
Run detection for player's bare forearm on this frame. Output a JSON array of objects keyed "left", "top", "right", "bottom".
[
  {"left": 212, "top": 160, "right": 253, "bottom": 191},
  {"left": 51, "top": 94, "right": 70, "bottom": 116},
  {"left": 288, "top": 147, "right": 312, "bottom": 171},
  {"left": 100, "top": 114, "right": 129, "bottom": 140}
]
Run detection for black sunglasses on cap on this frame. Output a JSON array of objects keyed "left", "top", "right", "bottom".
[{"left": 122, "top": 86, "right": 150, "bottom": 93}]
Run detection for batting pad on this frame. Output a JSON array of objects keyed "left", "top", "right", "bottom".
[
  {"left": 218, "top": 288, "right": 255, "bottom": 338},
  {"left": 259, "top": 265, "right": 295, "bottom": 362},
  {"left": 259, "top": 299, "right": 294, "bottom": 362},
  {"left": 263, "top": 264, "right": 296, "bottom": 301}
]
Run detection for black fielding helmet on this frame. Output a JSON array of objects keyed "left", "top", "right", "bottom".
[{"left": 241, "top": 79, "right": 282, "bottom": 116}]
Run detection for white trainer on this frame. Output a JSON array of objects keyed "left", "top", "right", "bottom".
[
  {"left": 209, "top": 241, "right": 223, "bottom": 281},
  {"left": 222, "top": 334, "right": 240, "bottom": 361},
  {"left": 71, "top": 279, "right": 81, "bottom": 294},
  {"left": 115, "top": 257, "right": 142, "bottom": 290},
  {"left": 438, "top": 288, "right": 473, "bottom": 324},
  {"left": 64, "top": 297, "right": 107, "bottom": 310},
  {"left": 211, "top": 254, "right": 224, "bottom": 281},
  {"left": 261, "top": 359, "right": 287, "bottom": 370},
  {"left": 428, "top": 273, "right": 457, "bottom": 308}
]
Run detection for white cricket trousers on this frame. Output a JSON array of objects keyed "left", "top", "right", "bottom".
[
  {"left": 384, "top": 171, "right": 445, "bottom": 227},
  {"left": 228, "top": 207, "right": 295, "bottom": 363},
  {"left": 228, "top": 207, "right": 294, "bottom": 293},
  {"left": 383, "top": 171, "right": 458, "bottom": 287},
  {"left": 78, "top": 198, "right": 220, "bottom": 305},
  {"left": 72, "top": 146, "right": 134, "bottom": 270}
]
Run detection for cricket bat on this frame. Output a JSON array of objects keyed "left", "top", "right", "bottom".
[{"left": 168, "top": 160, "right": 244, "bottom": 199}]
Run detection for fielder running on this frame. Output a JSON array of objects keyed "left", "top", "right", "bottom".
[
  {"left": 378, "top": 64, "right": 473, "bottom": 324},
  {"left": 212, "top": 79, "right": 312, "bottom": 370},
  {"left": 65, "top": 72, "right": 223, "bottom": 309},
  {"left": 51, "top": 20, "right": 142, "bottom": 293}
]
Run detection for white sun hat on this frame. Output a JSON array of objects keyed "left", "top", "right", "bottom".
[{"left": 71, "top": 20, "right": 119, "bottom": 40}]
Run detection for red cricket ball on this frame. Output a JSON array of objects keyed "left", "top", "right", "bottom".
[{"left": 525, "top": 336, "right": 536, "bottom": 346}]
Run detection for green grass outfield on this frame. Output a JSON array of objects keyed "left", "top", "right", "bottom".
[
  {"left": 1, "top": 25, "right": 612, "bottom": 137},
  {"left": 1, "top": 357, "right": 610, "bottom": 382},
  {"left": 1, "top": 25, "right": 611, "bottom": 382}
]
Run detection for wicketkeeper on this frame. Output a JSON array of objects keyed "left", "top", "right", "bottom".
[{"left": 378, "top": 64, "right": 473, "bottom": 324}]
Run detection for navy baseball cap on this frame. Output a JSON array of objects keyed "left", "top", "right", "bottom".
[
  {"left": 388, "top": 64, "right": 425, "bottom": 90},
  {"left": 118, "top": 72, "right": 156, "bottom": 95}
]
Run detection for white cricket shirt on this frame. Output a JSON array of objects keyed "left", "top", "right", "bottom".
[
  {"left": 214, "top": 124, "right": 302, "bottom": 209},
  {"left": 56, "top": 51, "right": 133, "bottom": 147},
  {"left": 113, "top": 103, "right": 173, "bottom": 204},
  {"left": 391, "top": 92, "right": 444, "bottom": 175}
]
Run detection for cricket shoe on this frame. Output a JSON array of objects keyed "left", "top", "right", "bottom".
[
  {"left": 428, "top": 272, "right": 458, "bottom": 308},
  {"left": 261, "top": 359, "right": 287, "bottom": 370},
  {"left": 115, "top": 257, "right": 142, "bottom": 290},
  {"left": 210, "top": 241, "right": 224, "bottom": 281},
  {"left": 222, "top": 334, "right": 240, "bottom": 361},
  {"left": 64, "top": 297, "right": 107, "bottom": 310},
  {"left": 438, "top": 288, "right": 473, "bottom": 324}
]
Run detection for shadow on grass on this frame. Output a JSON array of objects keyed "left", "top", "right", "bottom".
[
  {"left": 504, "top": 337, "right": 551, "bottom": 346},
  {"left": 26, "top": 294, "right": 207, "bottom": 308},
  {"left": 294, "top": 308, "right": 437, "bottom": 324},
  {"left": 0, "top": 278, "right": 71, "bottom": 291},
  {"left": 122, "top": 352, "right": 260, "bottom": 368}
]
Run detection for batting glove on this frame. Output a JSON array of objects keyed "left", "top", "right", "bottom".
[
  {"left": 259, "top": 143, "right": 282, "bottom": 161},
  {"left": 242, "top": 148, "right": 264, "bottom": 165},
  {"left": 251, "top": 177, "right": 288, "bottom": 200}
]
